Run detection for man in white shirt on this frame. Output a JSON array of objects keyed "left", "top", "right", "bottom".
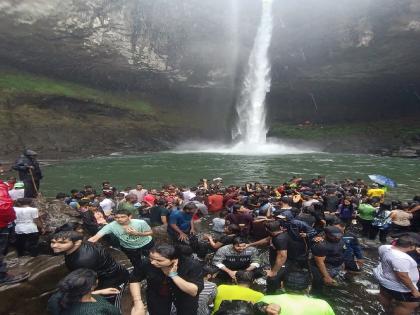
[
  {"left": 373, "top": 235, "right": 419, "bottom": 314},
  {"left": 99, "top": 191, "right": 115, "bottom": 216},
  {"left": 129, "top": 184, "right": 148, "bottom": 203}
]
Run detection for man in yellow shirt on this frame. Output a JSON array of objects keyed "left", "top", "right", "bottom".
[
  {"left": 212, "top": 270, "right": 263, "bottom": 314},
  {"left": 255, "top": 271, "right": 335, "bottom": 315},
  {"left": 367, "top": 183, "right": 385, "bottom": 200}
]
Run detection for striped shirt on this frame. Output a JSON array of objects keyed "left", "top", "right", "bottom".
[{"left": 197, "top": 281, "right": 217, "bottom": 315}]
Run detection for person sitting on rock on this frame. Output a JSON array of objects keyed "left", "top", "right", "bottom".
[{"left": 212, "top": 237, "right": 261, "bottom": 281}]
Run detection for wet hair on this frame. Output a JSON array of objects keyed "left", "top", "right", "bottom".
[
  {"left": 183, "top": 202, "right": 198, "bottom": 212},
  {"left": 54, "top": 222, "right": 83, "bottom": 233},
  {"left": 284, "top": 271, "right": 311, "bottom": 291},
  {"left": 232, "top": 237, "right": 248, "bottom": 246},
  {"left": 226, "top": 224, "right": 241, "bottom": 235},
  {"left": 78, "top": 199, "right": 90, "bottom": 206},
  {"left": 214, "top": 300, "right": 254, "bottom": 315},
  {"left": 51, "top": 231, "right": 83, "bottom": 242},
  {"left": 380, "top": 202, "right": 391, "bottom": 211},
  {"left": 174, "top": 244, "right": 193, "bottom": 258},
  {"left": 232, "top": 204, "right": 241, "bottom": 214},
  {"left": 371, "top": 197, "right": 381, "bottom": 204},
  {"left": 258, "top": 206, "right": 269, "bottom": 217},
  {"left": 219, "top": 210, "right": 228, "bottom": 218},
  {"left": 55, "top": 192, "right": 67, "bottom": 199},
  {"left": 114, "top": 209, "right": 132, "bottom": 216},
  {"left": 57, "top": 268, "right": 97, "bottom": 309},
  {"left": 235, "top": 270, "right": 254, "bottom": 285},
  {"left": 150, "top": 244, "right": 179, "bottom": 260},
  {"left": 156, "top": 198, "right": 166, "bottom": 206},
  {"left": 264, "top": 220, "right": 282, "bottom": 233},
  {"left": 280, "top": 196, "right": 291, "bottom": 204},
  {"left": 126, "top": 193, "right": 138, "bottom": 201},
  {"left": 331, "top": 217, "right": 345, "bottom": 228},
  {"left": 202, "top": 265, "right": 215, "bottom": 277},
  {"left": 301, "top": 205, "right": 313, "bottom": 214},
  {"left": 395, "top": 235, "right": 418, "bottom": 248},
  {"left": 15, "top": 198, "right": 33, "bottom": 207}
]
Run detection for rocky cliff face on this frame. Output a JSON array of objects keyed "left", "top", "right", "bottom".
[{"left": 1, "top": 0, "right": 420, "bottom": 155}]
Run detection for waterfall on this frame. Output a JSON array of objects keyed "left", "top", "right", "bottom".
[
  {"left": 174, "top": 0, "right": 316, "bottom": 155},
  {"left": 232, "top": 0, "right": 273, "bottom": 144}
]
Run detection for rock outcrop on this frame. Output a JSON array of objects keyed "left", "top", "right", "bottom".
[{"left": 1, "top": 0, "right": 420, "bottom": 155}]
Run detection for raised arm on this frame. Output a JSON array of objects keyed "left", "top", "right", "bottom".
[{"left": 164, "top": 259, "right": 199, "bottom": 297}]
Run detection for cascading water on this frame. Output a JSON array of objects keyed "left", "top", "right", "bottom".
[
  {"left": 175, "top": 0, "right": 315, "bottom": 155},
  {"left": 232, "top": 0, "right": 273, "bottom": 145}
]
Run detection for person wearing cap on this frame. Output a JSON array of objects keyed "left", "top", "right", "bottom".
[
  {"left": 310, "top": 226, "right": 345, "bottom": 295},
  {"left": 8, "top": 182, "right": 25, "bottom": 201},
  {"left": 12, "top": 149, "right": 42, "bottom": 198},
  {"left": 254, "top": 271, "right": 335, "bottom": 315}
]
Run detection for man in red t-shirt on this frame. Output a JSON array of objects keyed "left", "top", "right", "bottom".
[{"left": 207, "top": 191, "right": 224, "bottom": 213}]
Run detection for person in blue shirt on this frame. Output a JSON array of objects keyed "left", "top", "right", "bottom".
[{"left": 167, "top": 202, "right": 197, "bottom": 243}]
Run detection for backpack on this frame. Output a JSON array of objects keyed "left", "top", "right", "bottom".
[{"left": 371, "top": 211, "right": 391, "bottom": 230}]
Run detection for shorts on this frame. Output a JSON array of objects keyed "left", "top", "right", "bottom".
[{"left": 380, "top": 285, "right": 420, "bottom": 302}]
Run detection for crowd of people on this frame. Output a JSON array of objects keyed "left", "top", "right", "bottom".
[{"left": 0, "top": 160, "right": 419, "bottom": 314}]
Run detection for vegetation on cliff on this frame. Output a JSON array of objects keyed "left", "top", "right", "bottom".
[{"left": 0, "top": 70, "right": 152, "bottom": 113}]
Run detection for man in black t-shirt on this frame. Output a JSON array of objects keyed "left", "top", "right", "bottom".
[
  {"left": 310, "top": 226, "right": 345, "bottom": 295},
  {"left": 50, "top": 231, "right": 129, "bottom": 306},
  {"left": 265, "top": 220, "right": 312, "bottom": 293},
  {"left": 149, "top": 199, "right": 169, "bottom": 227}
]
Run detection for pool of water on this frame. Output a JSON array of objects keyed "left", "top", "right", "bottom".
[{"left": 42, "top": 152, "right": 420, "bottom": 201}]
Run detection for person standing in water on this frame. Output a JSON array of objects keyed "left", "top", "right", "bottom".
[{"left": 12, "top": 149, "right": 42, "bottom": 198}]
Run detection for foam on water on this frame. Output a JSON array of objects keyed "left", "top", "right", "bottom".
[{"left": 173, "top": 139, "right": 316, "bottom": 155}]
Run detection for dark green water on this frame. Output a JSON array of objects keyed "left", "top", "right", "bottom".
[{"left": 42, "top": 152, "right": 420, "bottom": 200}]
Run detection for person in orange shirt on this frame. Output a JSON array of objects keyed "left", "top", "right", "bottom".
[{"left": 207, "top": 190, "right": 224, "bottom": 213}]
